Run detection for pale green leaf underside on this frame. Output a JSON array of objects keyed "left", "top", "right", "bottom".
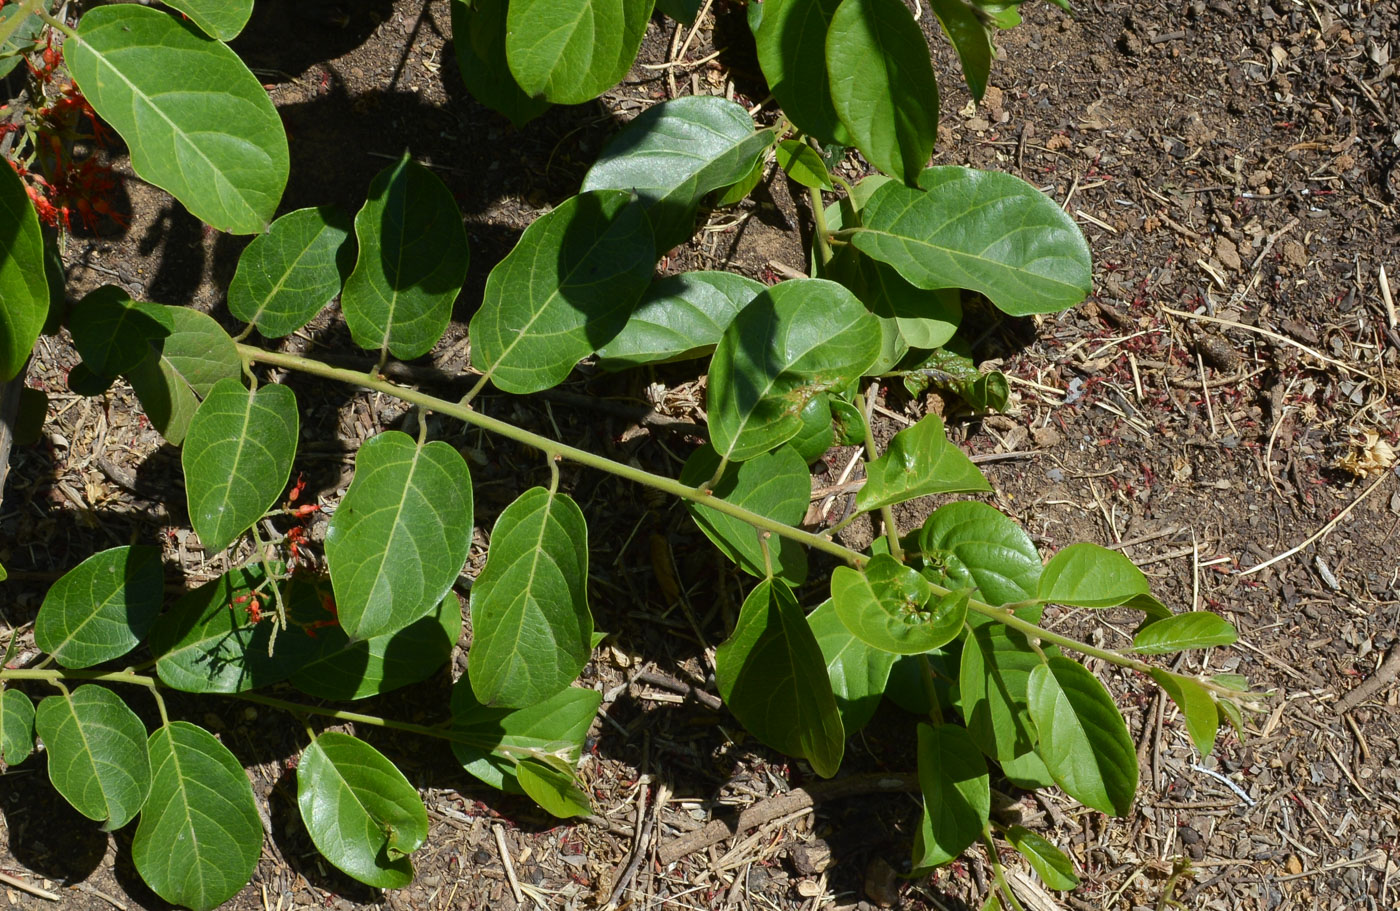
[
  {"left": 0, "top": 689, "right": 36, "bottom": 766},
  {"left": 35, "top": 545, "right": 164, "bottom": 668},
  {"left": 227, "top": 206, "right": 353, "bottom": 338},
  {"left": 1006, "top": 824, "right": 1080, "bottom": 890},
  {"left": 680, "top": 444, "right": 809, "bottom": 584},
  {"left": 35, "top": 686, "right": 150, "bottom": 830},
  {"left": 159, "top": 0, "right": 253, "bottom": 40},
  {"left": 1027, "top": 657, "right": 1138, "bottom": 816},
  {"left": 516, "top": 760, "right": 592, "bottom": 818},
  {"left": 855, "top": 413, "right": 989, "bottom": 513},
  {"left": 0, "top": 160, "right": 48, "bottom": 382},
  {"left": 450, "top": 674, "right": 601, "bottom": 792},
  {"left": 505, "top": 0, "right": 654, "bottom": 104}
]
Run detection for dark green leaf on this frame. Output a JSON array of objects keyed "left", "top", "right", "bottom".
[
  {"left": 1038, "top": 542, "right": 1150, "bottom": 608},
  {"left": 1027, "top": 657, "right": 1138, "bottom": 816},
  {"left": 0, "top": 157, "right": 48, "bottom": 381},
  {"left": 959, "top": 622, "right": 1040, "bottom": 759},
  {"left": 917, "top": 501, "right": 1042, "bottom": 606},
  {"left": 788, "top": 394, "right": 837, "bottom": 463},
  {"left": 583, "top": 96, "right": 775, "bottom": 251},
  {"left": 680, "top": 444, "right": 809, "bottom": 584},
  {"left": 655, "top": 0, "right": 702, "bottom": 24},
  {"left": 228, "top": 206, "right": 354, "bottom": 338},
  {"left": 715, "top": 580, "right": 844, "bottom": 777},
  {"left": 450, "top": 0, "right": 550, "bottom": 127},
  {"left": 1148, "top": 669, "right": 1219, "bottom": 756},
  {"left": 133, "top": 722, "right": 261, "bottom": 911},
  {"left": 68, "top": 286, "right": 171, "bottom": 379},
  {"left": 1005, "top": 825, "right": 1079, "bottom": 890},
  {"left": 325, "top": 431, "right": 473, "bottom": 640},
  {"left": 450, "top": 673, "right": 601, "bottom": 792},
  {"left": 342, "top": 155, "right": 469, "bottom": 359},
  {"left": 826, "top": 0, "right": 939, "bottom": 184},
  {"left": 807, "top": 600, "right": 896, "bottom": 735},
  {"left": 470, "top": 190, "right": 654, "bottom": 393},
  {"left": 775, "top": 140, "right": 834, "bottom": 190},
  {"left": 13, "top": 387, "right": 46, "bottom": 446},
  {"left": 298, "top": 732, "right": 427, "bottom": 888},
  {"left": 929, "top": 0, "right": 994, "bottom": 101},
  {"left": 159, "top": 0, "right": 253, "bottom": 40},
  {"left": 182, "top": 379, "right": 299, "bottom": 553},
  {"left": 855, "top": 413, "right": 989, "bottom": 513},
  {"left": 35, "top": 686, "right": 150, "bottom": 830},
  {"left": 505, "top": 0, "right": 654, "bottom": 104},
  {"left": 712, "top": 154, "right": 767, "bottom": 208},
  {"left": 897, "top": 345, "right": 1007, "bottom": 411},
  {"left": 595, "top": 271, "right": 763, "bottom": 369},
  {"left": 830, "top": 397, "right": 866, "bottom": 446},
  {"left": 0, "top": 689, "right": 35, "bottom": 766},
  {"left": 67, "top": 363, "right": 114, "bottom": 397},
  {"left": 1134, "top": 612, "right": 1238, "bottom": 655},
  {"left": 755, "top": 0, "right": 852, "bottom": 145},
  {"left": 913, "top": 723, "right": 988, "bottom": 868},
  {"left": 851, "top": 167, "right": 1093, "bottom": 316},
  {"left": 469, "top": 487, "right": 592, "bottom": 707},
  {"left": 124, "top": 303, "right": 242, "bottom": 445},
  {"left": 516, "top": 760, "right": 592, "bottom": 818},
  {"left": 67, "top": 5, "right": 288, "bottom": 233},
  {"left": 35, "top": 545, "right": 164, "bottom": 668}
]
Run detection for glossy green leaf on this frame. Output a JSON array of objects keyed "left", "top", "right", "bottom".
[
  {"left": 0, "top": 3, "right": 46, "bottom": 79},
  {"left": 855, "top": 414, "right": 989, "bottom": 513},
  {"left": 755, "top": 0, "right": 851, "bottom": 145},
  {"left": 1027, "top": 657, "right": 1138, "bottom": 816},
  {"left": 292, "top": 593, "right": 460, "bottom": 701},
  {"left": 0, "top": 157, "right": 48, "bottom": 382},
  {"left": 228, "top": 206, "right": 354, "bottom": 338},
  {"left": 789, "top": 394, "right": 836, "bottom": 463},
  {"left": 66, "top": 286, "right": 168, "bottom": 379},
  {"left": 917, "top": 502, "right": 1042, "bottom": 607},
  {"left": 182, "top": 379, "right": 299, "bottom": 553},
  {"left": 583, "top": 96, "right": 775, "bottom": 251},
  {"left": 831, "top": 554, "right": 967, "bottom": 655},
  {"left": 680, "top": 444, "right": 809, "bottom": 585},
  {"left": 67, "top": 5, "right": 288, "bottom": 234},
  {"left": 450, "top": 673, "right": 601, "bottom": 792},
  {"left": 826, "top": 0, "right": 939, "bottom": 184},
  {"left": 830, "top": 397, "right": 866, "bottom": 446},
  {"left": 1005, "top": 825, "right": 1079, "bottom": 890},
  {"left": 1038, "top": 542, "right": 1150, "bottom": 608},
  {"left": 595, "top": 272, "right": 763, "bottom": 369},
  {"left": 325, "top": 431, "right": 473, "bottom": 641},
  {"left": 450, "top": 0, "right": 550, "bottom": 127},
  {"left": 470, "top": 190, "right": 654, "bottom": 393},
  {"left": 1148, "top": 669, "right": 1219, "bottom": 757},
  {"left": 134, "top": 722, "right": 261, "bottom": 911},
  {"left": 929, "top": 0, "right": 994, "bottom": 101},
  {"left": 913, "top": 723, "right": 988, "bottom": 868},
  {"left": 505, "top": 0, "right": 654, "bottom": 104},
  {"left": 1126, "top": 592, "right": 1173, "bottom": 631},
  {"left": 35, "top": 545, "right": 164, "bottom": 668},
  {"left": 1000, "top": 747, "right": 1056, "bottom": 790},
  {"left": 708, "top": 279, "right": 882, "bottom": 462},
  {"left": 0, "top": 689, "right": 35, "bottom": 766},
  {"left": 160, "top": 0, "right": 253, "bottom": 40},
  {"left": 807, "top": 600, "right": 896, "bottom": 734},
  {"left": 342, "top": 155, "right": 469, "bottom": 359},
  {"left": 124, "top": 303, "right": 242, "bottom": 445},
  {"left": 851, "top": 167, "right": 1093, "bottom": 316},
  {"left": 516, "top": 760, "right": 592, "bottom": 818},
  {"left": 35, "top": 686, "right": 150, "bottom": 830},
  {"left": 469, "top": 487, "right": 592, "bottom": 708},
  {"left": 775, "top": 140, "right": 834, "bottom": 190},
  {"left": 298, "top": 732, "right": 427, "bottom": 888},
  {"left": 715, "top": 580, "right": 844, "bottom": 777},
  {"left": 152, "top": 569, "right": 320, "bottom": 694},
  {"left": 959, "top": 622, "right": 1040, "bottom": 759},
  {"left": 1134, "top": 612, "right": 1238, "bottom": 655}
]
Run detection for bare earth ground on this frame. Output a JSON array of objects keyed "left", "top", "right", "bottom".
[{"left": 2, "top": 0, "right": 1399, "bottom": 909}]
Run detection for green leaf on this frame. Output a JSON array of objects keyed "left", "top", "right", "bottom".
[
  {"left": 775, "top": 140, "right": 834, "bottom": 190},
  {"left": 228, "top": 206, "right": 354, "bottom": 338},
  {"left": 342, "top": 154, "right": 469, "bottom": 359},
  {"left": 0, "top": 689, "right": 35, "bottom": 766},
  {"left": 470, "top": 190, "right": 654, "bottom": 393},
  {"left": 66, "top": 286, "right": 169, "bottom": 379},
  {"left": 913, "top": 723, "right": 989, "bottom": 868},
  {"left": 134, "top": 722, "right": 261, "bottom": 911},
  {"left": 35, "top": 686, "right": 150, "bottom": 830},
  {"left": 807, "top": 600, "right": 896, "bottom": 735},
  {"left": 826, "top": 0, "right": 939, "bottom": 184},
  {"left": 679, "top": 444, "right": 809, "bottom": 585},
  {"left": 450, "top": 673, "right": 601, "bottom": 792},
  {"left": 1148, "top": 670, "right": 1219, "bottom": 756},
  {"left": 35, "top": 545, "right": 164, "bottom": 668},
  {"left": 0, "top": 3, "right": 46, "bottom": 79},
  {"left": 929, "top": 0, "right": 994, "bottom": 102},
  {"left": 1038, "top": 542, "right": 1150, "bottom": 608},
  {"left": 755, "top": 0, "right": 852, "bottom": 145},
  {"left": 854, "top": 414, "right": 989, "bottom": 513},
  {"left": 708, "top": 279, "right": 883, "bottom": 462},
  {"left": 1134, "top": 612, "right": 1238, "bottom": 655},
  {"left": 297, "top": 731, "right": 428, "bottom": 888},
  {"left": 656, "top": 0, "right": 702, "bottom": 25},
  {"left": 182, "top": 379, "right": 299, "bottom": 553},
  {"left": 583, "top": 96, "right": 775, "bottom": 251},
  {"left": 595, "top": 272, "right": 763, "bottom": 369},
  {"left": 292, "top": 592, "right": 461, "bottom": 701},
  {"left": 959, "top": 622, "right": 1040, "bottom": 759},
  {"left": 898, "top": 344, "right": 1008, "bottom": 411},
  {"left": 325, "top": 431, "right": 473, "bottom": 641},
  {"left": 1126, "top": 592, "right": 1173, "bottom": 632},
  {"left": 831, "top": 554, "right": 969, "bottom": 655},
  {"left": 1000, "top": 747, "right": 1056, "bottom": 790},
  {"left": 469, "top": 487, "right": 592, "bottom": 708},
  {"left": 712, "top": 153, "right": 767, "bottom": 208},
  {"left": 715, "top": 580, "right": 844, "bottom": 777},
  {"left": 67, "top": 5, "right": 288, "bottom": 234},
  {"left": 830, "top": 397, "right": 866, "bottom": 446},
  {"left": 505, "top": 0, "right": 654, "bottom": 104},
  {"left": 0, "top": 156, "right": 48, "bottom": 382},
  {"left": 159, "top": 0, "right": 253, "bottom": 40},
  {"left": 152, "top": 569, "right": 320, "bottom": 694},
  {"left": 1005, "top": 825, "right": 1079, "bottom": 890},
  {"left": 1027, "top": 657, "right": 1138, "bottom": 816},
  {"left": 917, "top": 502, "right": 1042, "bottom": 606},
  {"left": 124, "top": 303, "right": 243, "bottom": 445},
  {"left": 788, "top": 394, "right": 836, "bottom": 463},
  {"left": 450, "top": 0, "right": 550, "bottom": 127},
  {"left": 851, "top": 167, "right": 1093, "bottom": 316},
  {"left": 516, "top": 760, "right": 592, "bottom": 818}
]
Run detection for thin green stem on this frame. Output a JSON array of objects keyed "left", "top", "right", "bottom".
[
  {"left": 460, "top": 372, "right": 490, "bottom": 406},
  {"left": 809, "top": 184, "right": 833, "bottom": 268},
  {"left": 982, "top": 828, "right": 1027, "bottom": 911},
  {"left": 0, "top": 0, "right": 44, "bottom": 48},
  {"left": 32, "top": 5, "right": 75, "bottom": 39}
]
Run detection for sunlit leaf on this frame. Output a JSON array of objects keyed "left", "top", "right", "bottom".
[
  {"left": 159, "top": 0, "right": 253, "bottom": 40},
  {"left": 680, "top": 444, "right": 809, "bottom": 584},
  {"left": 831, "top": 554, "right": 969, "bottom": 655},
  {"left": 912, "top": 723, "right": 988, "bottom": 868},
  {"left": 1038, "top": 542, "right": 1150, "bottom": 608},
  {"left": 898, "top": 344, "right": 1008, "bottom": 411},
  {"left": 450, "top": 673, "right": 600, "bottom": 792},
  {"left": 0, "top": 689, "right": 35, "bottom": 766},
  {"left": 595, "top": 272, "right": 763, "bottom": 370},
  {"left": 807, "top": 600, "right": 896, "bottom": 735},
  {"left": 917, "top": 502, "right": 1041, "bottom": 607},
  {"left": 1134, "top": 612, "right": 1238, "bottom": 655},
  {"left": 516, "top": 760, "right": 592, "bottom": 818},
  {"left": 1027, "top": 657, "right": 1138, "bottom": 816},
  {"left": 505, "top": 0, "right": 654, "bottom": 104},
  {"left": 0, "top": 3, "right": 45, "bottom": 79},
  {"left": 227, "top": 206, "right": 354, "bottom": 338},
  {"left": 1005, "top": 825, "right": 1079, "bottom": 890},
  {"left": 35, "top": 545, "right": 164, "bottom": 668},
  {"left": 35, "top": 686, "right": 150, "bottom": 830},
  {"left": 788, "top": 394, "right": 836, "bottom": 463},
  {"left": 755, "top": 0, "right": 851, "bottom": 145},
  {"left": 1148, "top": 669, "right": 1219, "bottom": 756},
  {"left": 124, "top": 302, "right": 242, "bottom": 445},
  {"left": 959, "top": 621, "right": 1040, "bottom": 759},
  {"left": 450, "top": 0, "right": 550, "bottom": 126},
  {"left": 855, "top": 413, "right": 989, "bottom": 513},
  {"left": 0, "top": 158, "right": 48, "bottom": 381}
]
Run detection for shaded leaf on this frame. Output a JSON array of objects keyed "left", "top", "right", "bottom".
[
  {"left": 1148, "top": 669, "right": 1219, "bottom": 756},
  {"left": 1005, "top": 825, "right": 1079, "bottom": 890},
  {"left": 830, "top": 397, "right": 866, "bottom": 446},
  {"left": 124, "top": 302, "right": 242, "bottom": 445},
  {"left": 450, "top": 0, "right": 550, "bottom": 126},
  {"left": 917, "top": 501, "right": 1041, "bottom": 607},
  {"left": 66, "top": 286, "right": 169, "bottom": 379},
  {"left": 788, "top": 394, "right": 836, "bottom": 463},
  {"left": 680, "top": 444, "right": 809, "bottom": 584},
  {"left": 1134, "top": 612, "right": 1238, "bottom": 655},
  {"left": 595, "top": 271, "right": 763, "bottom": 369},
  {"left": 13, "top": 387, "right": 46, "bottom": 446},
  {"left": 898, "top": 344, "right": 1008, "bottom": 411},
  {"left": 160, "top": 0, "right": 253, "bottom": 40},
  {"left": 1027, "top": 657, "right": 1138, "bottom": 816},
  {"left": 656, "top": 0, "right": 702, "bottom": 24},
  {"left": 912, "top": 723, "right": 988, "bottom": 868},
  {"left": 228, "top": 206, "right": 354, "bottom": 338},
  {"left": 516, "top": 760, "right": 592, "bottom": 818},
  {"left": 505, "top": 0, "right": 654, "bottom": 104},
  {"left": 807, "top": 600, "right": 896, "bottom": 735},
  {"left": 0, "top": 689, "right": 35, "bottom": 766},
  {"left": 35, "top": 545, "right": 164, "bottom": 668},
  {"left": 855, "top": 413, "right": 989, "bottom": 513},
  {"left": 755, "top": 0, "right": 851, "bottom": 145},
  {"left": 712, "top": 153, "right": 767, "bottom": 208},
  {"left": 929, "top": 0, "right": 993, "bottom": 101},
  {"left": 0, "top": 157, "right": 48, "bottom": 381},
  {"left": 450, "top": 673, "right": 601, "bottom": 792},
  {"left": 959, "top": 622, "right": 1040, "bottom": 759},
  {"left": 35, "top": 686, "right": 150, "bottom": 830},
  {"left": 1038, "top": 542, "right": 1150, "bottom": 608}
]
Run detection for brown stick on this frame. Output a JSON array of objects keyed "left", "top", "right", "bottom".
[
  {"left": 657, "top": 773, "right": 917, "bottom": 866},
  {"left": 1335, "top": 647, "right": 1400, "bottom": 713}
]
